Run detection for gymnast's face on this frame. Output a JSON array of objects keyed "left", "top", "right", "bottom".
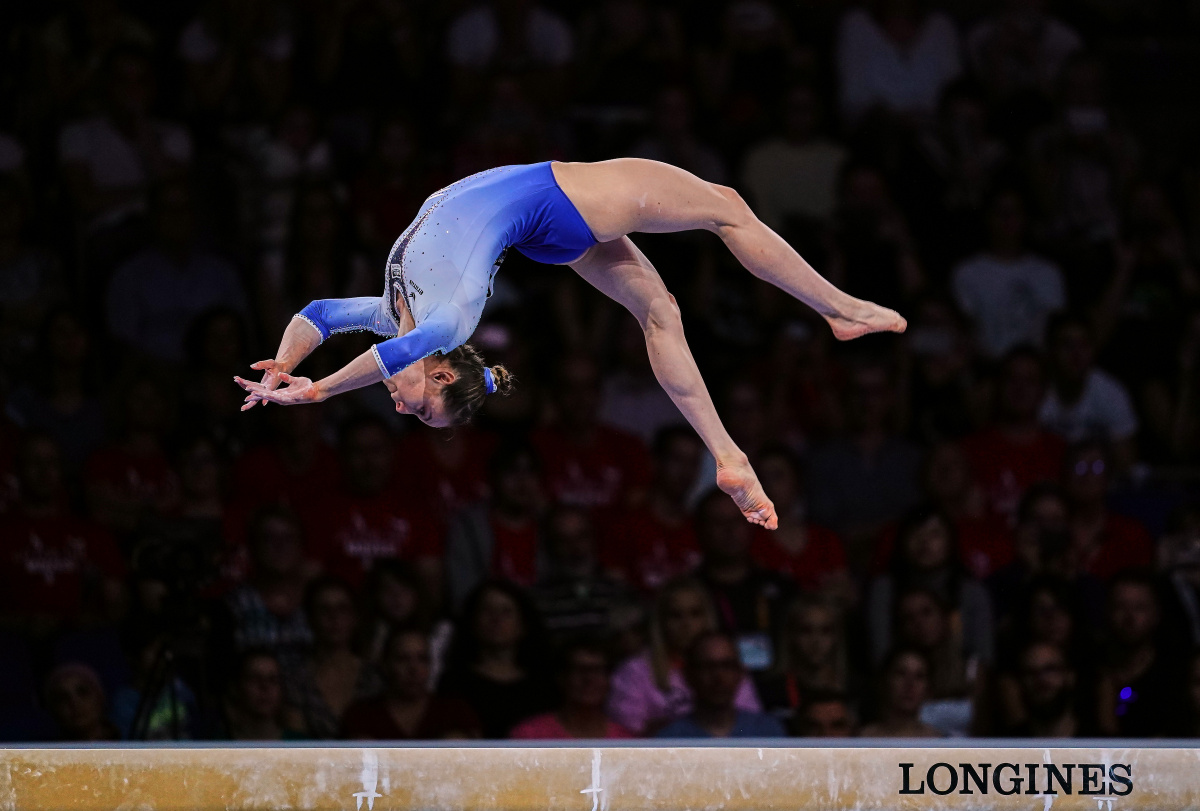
[{"left": 382, "top": 359, "right": 455, "bottom": 427}]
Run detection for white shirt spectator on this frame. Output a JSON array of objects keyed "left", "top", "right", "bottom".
[
  {"left": 106, "top": 247, "right": 248, "bottom": 362},
  {"left": 59, "top": 117, "right": 192, "bottom": 227},
  {"left": 447, "top": 4, "right": 574, "bottom": 69},
  {"left": 951, "top": 252, "right": 1065, "bottom": 357},
  {"left": 836, "top": 8, "right": 962, "bottom": 125},
  {"left": 1040, "top": 369, "right": 1139, "bottom": 443},
  {"left": 0, "top": 133, "right": 24, "bottom": 175},
  {"left": 967, "top": 13, "right": 1082, "bottom": 94},
  {"left": 741, "top": 138, "right": 848, "bottom": 229}
]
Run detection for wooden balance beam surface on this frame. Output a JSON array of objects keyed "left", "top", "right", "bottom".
[{"left": 2, "top": 744, "right": 1197, "bottom": 811}]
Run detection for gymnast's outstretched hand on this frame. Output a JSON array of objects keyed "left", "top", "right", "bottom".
[
  {"left": 235, "top": 371, "right": 321, "bottom": 407},
  {"left": 240, "top": 359, "right": 285, "bottom": 410}
]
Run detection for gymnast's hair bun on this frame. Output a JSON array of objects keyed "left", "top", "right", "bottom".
[{"left": 488, "top": 364, "right": 515, "bottom": 396}]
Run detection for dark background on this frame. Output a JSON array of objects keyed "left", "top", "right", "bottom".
[{"left": 1, "top": 0, "right": 1199, "bottom": 742}]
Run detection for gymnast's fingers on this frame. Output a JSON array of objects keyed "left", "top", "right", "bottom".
[{"left": 249, "top": 359, "right": 277, "bottom": 371}]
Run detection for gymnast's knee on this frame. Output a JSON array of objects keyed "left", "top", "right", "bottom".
[
  {"left": 643, "top": 293, "right": 683, "bottom": 335},
  {"left": 710, "top": 184, "right": 755, "bottom": 232}
]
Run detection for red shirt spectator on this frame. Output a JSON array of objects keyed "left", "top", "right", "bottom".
[
  {"left": 531, "top": 424, "right": 651, "bottom": 509},
  {"left": 960, "top": 427, "right": 1064, "bottom": 525},
  {"left": 603, "top": 506, "right": 700, "bottom": 593},
  {"left": 489, "top": 518, "right": 539, "bottom": 587},
  {"left": 307, "top": 417, "right": 441, "bottom": 587},
  {"left": 1, "top": 435, "right": 124, "bottom": 621},
  {"left": 306, "top": 488, "right": 442, "bottom": 587},
  {"left": 394, "top": 424, "right": 494, "bottom": 522},
  {"left": 598, "top": 426, "right": 706, "bottom": 592},
  {"left": 750, "top": 524, "right": 847, "bottom": 591},
  {"left": 870, "top": 517, "right": 1013, "bottom": 580},
  {"left": 1078, "top": 514, "right": 1154, "bottom": 580},
  {"left": 0, "top": 512, "right": 124, "bottom": 619},
  {"left": 960, "top": 348, "right": 1065, "bottom": 525},
  {"left": 531, "top": 355, "right": 651, "bottom": 510}
]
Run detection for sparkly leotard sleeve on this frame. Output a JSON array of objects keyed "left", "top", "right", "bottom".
[{"left": 294, "top": 162, "right": 597, "bottom": 378}]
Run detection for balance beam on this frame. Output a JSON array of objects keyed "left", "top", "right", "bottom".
[{"left": 2, "top": 742, "right": 1197, "bottom": 810}]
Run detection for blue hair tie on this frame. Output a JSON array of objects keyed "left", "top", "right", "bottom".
[{"left": 483, "top": 367, "right": 496, "bottom": 395}]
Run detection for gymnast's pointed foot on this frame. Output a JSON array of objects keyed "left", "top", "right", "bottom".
[
  {"left": 825, "top": 299, "right": 907, "bottom": 341},
  {"left": 716, "top": 457, "right": 778, "bottom": 530}
]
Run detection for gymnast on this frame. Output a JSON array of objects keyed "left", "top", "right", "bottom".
[{"left": 235, "top": 159, "right": 906, "bottom": 530}]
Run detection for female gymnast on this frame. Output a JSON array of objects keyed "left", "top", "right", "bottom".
[{"left": 235, "top": 160, "right": 906, "bottom": 530}]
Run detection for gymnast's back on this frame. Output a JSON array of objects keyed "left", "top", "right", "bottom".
[
  {"left": 298, "top": 162, "right": 597, "bottom": 378},
  {"left": 385, "top": 162, "right": 597, "bottom": 345}
]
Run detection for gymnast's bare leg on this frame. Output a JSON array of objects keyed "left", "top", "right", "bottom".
[
  {"left": 553, "top": 158, "right": 907, "bottom": 341},
  {"left": 568, "top": 236, "right": 777, "bottom": 529}
]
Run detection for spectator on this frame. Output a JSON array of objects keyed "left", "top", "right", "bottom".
[
  {"left": 105, "top": 180, "right": 248, "bottom": 363},
  {"left": 694, "top": 489, "right": 794, "bottom": 670},
  {"left": 0, "top": 434, "right": 124, "bottom": 632},
  {"left": 85, "top": 373, "right": 179, "bottom": 537},
  {"left": 6, "top": 309, "right": 106, "bottom": 475},
  {"left": 656, "top": 632, "right": 786, "bottom": 738},
  {"left": 905, "top": 298, "right": 977, "bottom": 443},
  {"left": 222, "top": 507, "right": 313, "bottom": 676},
  {"left": 1097, "top": 572, "right": 1184, "bottom": 737},
  {"left": 0, "top": 179, "right": 63, "bottom": 371},
  {"left": 287, "top": 577, "right": 382, "bottom": 739},
  {"left": 755, "top": 597, "right": 859, "bottom": 730},
  {"left": 795, "top": 691, "right": 857, "bottom": 737},
  {"left": 919, "top": 441, "right": 1012, "bottom": 579},
  {"left": 951, "top": 190, "right": 1066, "bottom": 358},
  {"left": 1159, "top": 502, "right": 1200, "bottom": 647},
  {"left": 531, "top": 355, "right": 652, "bottom": 510},
  {"left": 306, "top": 416, "right": 441, "bottom": 593},
  {"left": 1040, "top": 312, "right": 1139, "bottom": 467},
  {"left": 439, "top": 580, "right": 551, "bottom": 738},
  {"left": 808, "top": 358, "right": 924, "bottom": 570},
  {"left": 179, "top": 307, "right": 255, "bottom": 456},
  {"left": 631, "top": 86, "right": 728, "bottom": 184},
  {"left": 341, "top": 628, "right": 479, "bottom": 740},
  {"left": 749, "top": 445, "right": 851, "bottom": 603},
  {"left": 510, "top": 639, "right": 634, "bottom": 739},
  {"left": 1063, "top": 441, "right": 1153, "bottom": 579},
  {"left": 446, "top": 0, "right": 574, "bottom": 74},
  {"left": 860, "top": 648, "right": 941, "bottom": 737},
  {"left": 394, "top": 423, "right": 495, "bottom": 527},
  {"left": 1176, "top": 651, "right": 1200, "bottom": 738},
  {"left": 358, "top": 560, "right": 450, "bottom": 681},
  {"left": 58, "top": 47, "right": 192, "bottom": 238},
  {"left": 1003, "top": 642, "right": 1095, "bottom": 737},
  {"left": 351, "top": 116, "right": 431, "bottom": 260},
  {"left": 994, "top": 576, "right": 1101, "bottom": 716},
  {"left": 598, "top": 315, "right": 687, "bottom": 444},
  {"left": 43, "top": 663, "right": 120, "bottom": 742},
  {"left": 608, "top": 577, "right": 761, "bottom": 735},
  {"left": 446, "top": 442, "right": 547, "bottom": 608},
  {"left": 741, "top": 85, "right": 849, "bottom": 231},
  {"left": 961, "top": 346, "right": 1065, "bottom": 525},
  {"left": 220, "top": 649, "right": 297, "bottom": 740},
  {"left": 603, "top": 426, "right": 704, "bottom": 594},
  {"left": 828, "top": 165, "right": 924, "bottom": 312},
  {"left": 835, "top": 0, "right": 961, "bottom": 127},
  {"left": 967, "top": 0, "right": 1082, "bottom": 100},
  {"left": 529, "top": 504, "right": 632, "bottom": 644}
]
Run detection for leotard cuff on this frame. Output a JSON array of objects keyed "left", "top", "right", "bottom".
[
  {"left": 371, "top": 344, "right": 391, "bottom": 378},
  {"left": 292, "top": 313, "right": 326, "bottom": 343}
]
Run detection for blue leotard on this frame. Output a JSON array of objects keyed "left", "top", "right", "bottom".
[{"left": 295, "top": 162, "right": 597, "bottom": 376}]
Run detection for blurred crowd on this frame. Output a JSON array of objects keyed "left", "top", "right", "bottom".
[{"left": 1, "top": 0, "right": 1200, "bottom": 742}]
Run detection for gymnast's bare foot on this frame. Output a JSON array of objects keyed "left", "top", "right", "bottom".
[
  {"left": 716, "top": 456, "right": 778, "bottom": 530},
  {"left": 825, "top": 299, "right": 907, "bottom": 341}
]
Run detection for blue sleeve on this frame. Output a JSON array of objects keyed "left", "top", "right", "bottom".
[
  {"left": 295, "top": 297, "right": 398, "bottom": 343},
  {"left": 370, "top": 306, "right": 462, "bottom": 378}
]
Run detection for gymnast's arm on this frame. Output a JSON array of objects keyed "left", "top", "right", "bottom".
[
  {"left": 235, "top": 309, "right": 458, "bottom": 406},
  {"left": 240, "top": 297, "right": 399, "bottom": 409}
]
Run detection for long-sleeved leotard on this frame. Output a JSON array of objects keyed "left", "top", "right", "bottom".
[{"left": 292, "top": 162, "right": 597, "bottom": 377}]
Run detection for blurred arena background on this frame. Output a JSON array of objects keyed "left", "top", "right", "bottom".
[{"left": 0, "top": 0, "right": 1198, "bottom": 744}]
